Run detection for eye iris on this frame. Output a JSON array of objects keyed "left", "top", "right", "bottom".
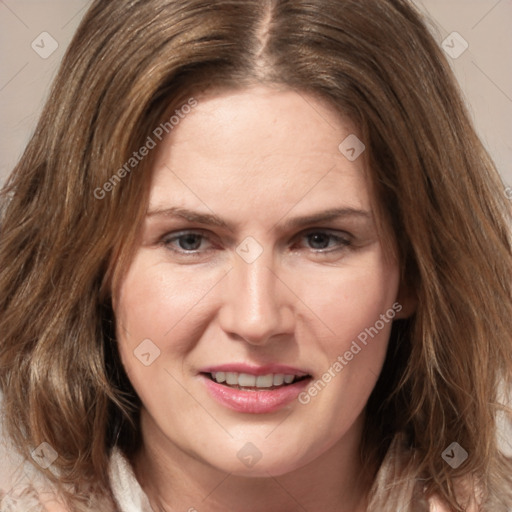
[
  {"left": 179, "top": 234, "right": 202, "bottom": 251},
  {"left": 308, "top": 233, "right": 330, "bottom": 249}
]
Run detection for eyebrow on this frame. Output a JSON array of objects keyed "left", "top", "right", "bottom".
[{"left": 146, "top": 206, "right": 371, "bottom": 232}]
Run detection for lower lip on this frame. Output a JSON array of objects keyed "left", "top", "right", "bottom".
[{"left": 201, "top": 375, "right": 311, "bottom": 414}]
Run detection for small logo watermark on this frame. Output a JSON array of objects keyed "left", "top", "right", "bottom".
[
  {"left": 237, "top": 442, "right": 262, "bottom": 468},
  {"left": 441, "top": 32, "right": 468, "bottom": 59},
  {"left": 441, "top": 442, "right": 468, "bottom": 469},
  {"left": 31, "top": 442, "right": 58, "bottom": 469},
  {"left": 236, "top": 236, "right": 264, "bottom": 264},
  {"left": 338, "top": 134, "right": 365, "bottom": 162},
  {"left": 31, "top": 32, "right": 58, "bottom": 59},
  {"left": 134, "top": 338, "right": 161, "bottom": 366}
]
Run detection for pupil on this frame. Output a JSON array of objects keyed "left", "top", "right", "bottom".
[
  {"left": 179, "top": 234, "right": 201, "bottom": 251},
  {"left": 309, "top": 233, "right": 329, "bottom": 249}
]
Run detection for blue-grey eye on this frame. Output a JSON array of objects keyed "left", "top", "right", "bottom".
[
  {"left": 304, "top": 231, "right": 350, "bottom": 251},
  {"left": 175, "top": 233, "right": 203, "bottom": 251}
]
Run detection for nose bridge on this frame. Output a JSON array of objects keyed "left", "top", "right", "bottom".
[
  {"left": 241, "top": 253, "right": 276, "bottom": 311},
  {"left": 221, "top": 246, "right": 291, "bottom": 344}
]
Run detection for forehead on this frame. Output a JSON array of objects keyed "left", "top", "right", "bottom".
[{"left": 148, "top": 86, "right": 372, "bottom": 220}]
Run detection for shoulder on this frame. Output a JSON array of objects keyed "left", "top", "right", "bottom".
[
  {"left": 428, "top": 495, "right": 454, "bottom": 511},
  {"left": 0, "top": 449, "right": 118, "bottom": 512},
  {"left": 371, "top": 434, "right": 484, "bottom": 512},
  {"left": 428, "top": 475, "right": 484, "bottom": 512},
  {"left": 1, "top": 487, "right": 70, "bottom": 512},
  {"left": 428, "top": 496, "right": 480, "bottom": 511},
  {"left": 0, "top": 451, "right": 69, "bottom": 512}
]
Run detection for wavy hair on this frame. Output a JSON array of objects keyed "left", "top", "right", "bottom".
[{"left": 1, "top": 0, "right": 511, "bottom": 510}]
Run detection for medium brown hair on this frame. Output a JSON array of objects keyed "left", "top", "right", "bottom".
[{"left": 1, "top": 0, "right": 511, "bottom": 510}]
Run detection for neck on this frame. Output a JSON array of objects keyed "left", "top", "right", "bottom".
[{"left": 132, "top": 410, "right": 374, "bottom": 512}]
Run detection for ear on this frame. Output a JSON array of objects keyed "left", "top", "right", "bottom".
[{"left": 394, "top": 280, "right": 417, "bottom": 319}]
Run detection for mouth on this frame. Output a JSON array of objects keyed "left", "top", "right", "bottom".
[
  {"left": 203, "top": 371, "right": 311, "bottom": 391},
  {"left": 199, "top": 365, "right": 313, "bottom": 414}
]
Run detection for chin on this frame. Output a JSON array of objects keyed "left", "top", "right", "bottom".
[{"left": 198, "top": 438, "right": 315, "bottom": 478}]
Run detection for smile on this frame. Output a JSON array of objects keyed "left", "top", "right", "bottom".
[
  {"left": 199, "top": 365, "right": 312, "bottom": 414},
  {"left": 208, "top": 371, "right": 309, "bottom": 390}
]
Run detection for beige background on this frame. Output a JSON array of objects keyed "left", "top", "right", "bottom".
[
  {"left": 0, "top": 0, "right": 511, "bottom": 504},
  {"left": 0, "top": 0, "right": 511, "bottom": 189}
]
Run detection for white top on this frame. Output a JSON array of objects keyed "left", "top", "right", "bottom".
[
  {"left": 0, "top": 448, "right": 150, "bottom": 512},
  {"left": 108, "top": 449, "right": 153, "bottom": 512}
]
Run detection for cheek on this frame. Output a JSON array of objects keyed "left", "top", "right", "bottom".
[
  {"left": 295, "top": 253, "right": 400, "bottom": 352},
  {"left": 113, "top": 255, "right": 208, "bottom": 390},
  {"left": 114, "top": 254, "right": 222, "bottom": 348},
  {"left": 292, "top": 252, "right": 400, "bottom": 420}
]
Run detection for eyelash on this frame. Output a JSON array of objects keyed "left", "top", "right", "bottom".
[{"left": 160, "top": 229, "right": 352, "bottom": 258}]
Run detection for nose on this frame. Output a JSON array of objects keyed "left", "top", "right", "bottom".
[{"left": 218, "top": 250, "right": 295, "bottom": 346}]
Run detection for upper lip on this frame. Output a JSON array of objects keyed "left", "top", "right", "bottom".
[{"left": 199, "top": 363, "right": 311, "bottom": 377}]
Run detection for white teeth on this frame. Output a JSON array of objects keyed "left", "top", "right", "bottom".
[
  {"left": 273, "top": 374, "right": 284, "bottom": 386},
  {"left": 210, "top": 372, "right": 305, "bottom": 388},
  {"left": 225, "top": 372, "right": 238, "bottom": 385},
  {"left": 256, "top": 374, "right": 274, "bottom": 388},
  {"left": 213, "top": 371, "right": 226, "bottom": 383},
  {"left": 238, "top": 373, "right": 256, "bottom": 387}
]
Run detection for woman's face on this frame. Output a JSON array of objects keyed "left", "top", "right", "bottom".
[{"left": 114, "top": 85, "right": 405, "bottom": 476}]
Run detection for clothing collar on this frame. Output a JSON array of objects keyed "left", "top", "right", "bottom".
[{"left": 108, "top": 448, "right": 153, "bottom": 512}]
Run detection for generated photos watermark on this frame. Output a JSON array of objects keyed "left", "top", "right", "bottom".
[
  {"left": 298, "top": 301, "right": 402, "bottom": 404},
  {"left": 93, "top": 97, "right": 198, "bottom": 200}
]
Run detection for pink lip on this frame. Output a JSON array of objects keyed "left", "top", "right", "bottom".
[
  {"left": 201, "top": 376, "right": 311, "bottom": 414},
  {"left": 199, "top": 363, "right": 310, "bottom": 377},
  {"left": 198, "top": 364, "right": 312, "bottom": 414}
]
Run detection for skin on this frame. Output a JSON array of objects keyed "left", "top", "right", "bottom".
[{"left": 113, "top": 85, "right": 412, "bottom": 512}]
